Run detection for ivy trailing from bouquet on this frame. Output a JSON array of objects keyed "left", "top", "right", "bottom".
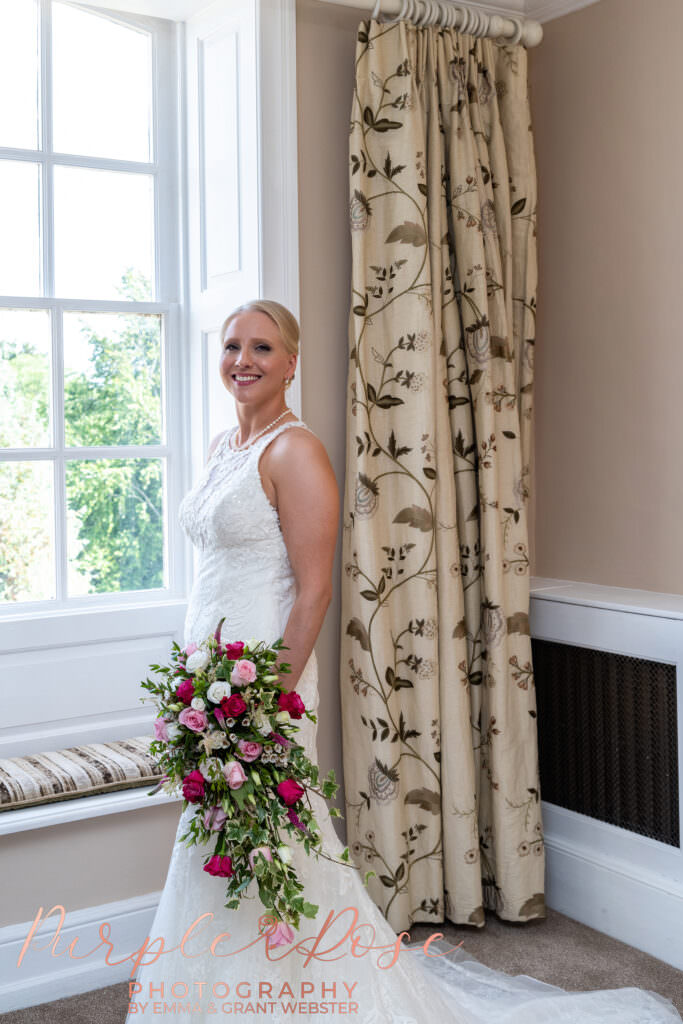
[{"left": 141, "top": 617, "right": 374, "bottom": 940}]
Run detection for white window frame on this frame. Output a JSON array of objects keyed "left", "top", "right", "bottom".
[
  {"left": 0, "top": 1, "right": 190, "bottom": 629},
  {"left": 0, "top": 0, "right": 301, "bottom": 765}
]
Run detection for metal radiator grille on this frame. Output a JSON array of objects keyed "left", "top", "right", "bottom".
[{"left": 532, "top": 638, "right": 679, "bottom": 847}]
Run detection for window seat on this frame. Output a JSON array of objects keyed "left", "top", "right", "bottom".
[{"left": 0, "top": 736, "right": 171, "bottom": 824}]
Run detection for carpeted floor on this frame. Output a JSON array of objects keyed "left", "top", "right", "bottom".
[{"left": 2, "top": 907, "right": 682, "bottom": 1022}]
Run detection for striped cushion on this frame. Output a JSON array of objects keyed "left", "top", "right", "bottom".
[{"left": 0, "top": 736, "right": 163, "bottom": 812}]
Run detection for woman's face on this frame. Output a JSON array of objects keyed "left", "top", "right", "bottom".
[{"left": 219, "top": 311, "right": 296, "bottom": 407}]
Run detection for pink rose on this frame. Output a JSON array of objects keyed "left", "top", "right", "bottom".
[
  {"left": 224, "top": 641, "right": 245, "bottom": 659},
  {"left": 204, "top": 854, "right": 233, "bottom": 878},
  {"left": 267, "top": 919, "right": 295, "bottom": 948},
  {"left": 203, "top": 805, "right": 228, "bottom": 832},
  {"left": 176, "top": 679, "right": 195, "bottom": 705},
  {"left": 182, "top": 769, "right": 205, "bottom": 803},
  {"left": 248, "top": 845, "right": 273, "bottom": 872},
  {"left": 153, "top": 717, "right": 169, "bottom": 742},
  {"left": 231, "top": 659, "right": 257, "bottom": 686},
  {"left": 184, "top": 642, "right": 199, "bottom": 657},
  {"left": 222, "top": 694, "right": 247, "bottom": 717},
  {"left": 276, "top": 778, "right": 305, "bottom": 806},
  {"left": 223, "top": 760, "right": 248, "bottom": 789},
  {"left": 277, "top": 690, "right": 305, "bottom": 720},
  {"left": 237, "top": 739, "right": 262, "bottom": 762},
  {"left": 178, "top": 706, "right": 208, "bottom": 732}
]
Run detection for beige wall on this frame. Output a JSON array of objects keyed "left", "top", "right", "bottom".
[
  {"left": 296, "top": 0, "right": 363, "bottom": 841},
  {"left": 1, "top": 0, "right": 362, "bottom": 931},
  {"left": 528, "top": 0, "right": 683, "bottom": 593}
]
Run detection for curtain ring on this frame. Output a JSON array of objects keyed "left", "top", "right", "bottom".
[
  {"left": 503, "top": 14, "right": 524, "bottom": 44},
  {"left": 371, "top": 0, "right": 382, "bottom": 20},
  {"left": 444, "top": 2, "right": 457, "bottom": 29},
  {"left": 383, "top": 0, "right": 409, "bottom": 24},
  {"left": 417, "top": 0, "right": 439, "bottom": 26}
]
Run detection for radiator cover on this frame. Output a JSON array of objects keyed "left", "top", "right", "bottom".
[{"left": 532, "top": 638, "right": 680, "bottom": 847}]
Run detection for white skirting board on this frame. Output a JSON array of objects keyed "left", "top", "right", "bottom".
[
  {"left": 543, "top": 803, "right": 683, "bottom": 971},
  {"left": 0, "top": 892, "right": 162, "bottom": 1014},
  {"left": 1, "top": 825, "right": 682, "bottom": 1013}
]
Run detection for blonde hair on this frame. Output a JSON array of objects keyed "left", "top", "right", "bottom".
[{"left": 219, "top": 299, "right": 300, "bottom": 358}]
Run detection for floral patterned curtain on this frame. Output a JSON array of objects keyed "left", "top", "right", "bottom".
[{"left": 340, "top": 16, "right": 545, "bottom": 930}]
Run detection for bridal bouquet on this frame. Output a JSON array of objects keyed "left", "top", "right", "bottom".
[{"left": 141, "top": 618, "right": 369, "bottom": 938}]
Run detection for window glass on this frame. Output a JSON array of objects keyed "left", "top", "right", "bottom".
[
  {"left": 0, "top": 461, "right": 55, "bottom": 603},
  {"left": 0, "top": 309, "right": 52, "bottom": 449},
  {"left": 64, "top": 311, "right": 163, "bottom": 447},
  {"left": 0, "top": 0, "right": 40, "bottom": 150},
  {"left": 52, "top": 1, "right": 153, "bottom": 162}
]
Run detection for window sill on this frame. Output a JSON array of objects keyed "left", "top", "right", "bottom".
[
  {"left": 0, "top": 787, "right": 183, "bottom": 836},
  {"left": 0, "top": 597, "right": 188, "bottom": 653}
]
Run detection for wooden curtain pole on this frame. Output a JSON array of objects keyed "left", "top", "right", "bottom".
[{"left": 312, "top": 0, "right": 543, "bottom": 47}]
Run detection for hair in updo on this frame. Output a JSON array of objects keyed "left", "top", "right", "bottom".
[{"left": 219, "top": 299, "right": 300, "bottom": 358}]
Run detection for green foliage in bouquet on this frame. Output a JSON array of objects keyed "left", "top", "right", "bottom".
[{"left": 140, "top": 618, "right": 374, "bottom": 935}]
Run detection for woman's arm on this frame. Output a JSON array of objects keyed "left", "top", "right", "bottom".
[{"left": 265, "top": 429, "right": 339, "bottom": 692}]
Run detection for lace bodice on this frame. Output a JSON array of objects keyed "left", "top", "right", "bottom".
[{"left": 178, "top": 416, "right": 319, "bottom": 732}]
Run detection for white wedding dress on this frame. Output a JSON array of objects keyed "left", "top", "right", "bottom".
[{"left": 125, "top": 417, "right": 682, "bottom": 1024}]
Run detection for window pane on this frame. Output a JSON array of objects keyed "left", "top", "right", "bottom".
[
  {"left": 0, "top": 309, "right": 51, "bottom": 449},
  {"left": 52, "top": 2, "right": 153, "bottom": 162},
  {"left": 0, "top": 161, "right": 42, "bottom": 296},
  {"left": 66, "top": 457, "right": 165, "bottom": 595},
  {"left": 0, "top": 1, "right": 40, "bottom": 150},
  {"left": 64, "top": 312, "right": 162, "bottom": 447},
  {"left": 54, "top": 166, "right": 154, "bottom": 300},
  {"left": 0, "top": 460, "right": 55, "bottom": 603}
]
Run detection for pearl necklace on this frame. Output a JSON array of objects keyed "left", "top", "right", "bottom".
[{"left": 229, "top": 407, "right": 293, "bottom": 452}]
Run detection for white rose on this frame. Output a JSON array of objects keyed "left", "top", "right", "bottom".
[
  {"left": 185, "top": 648, "right": 210, "bottom": 673},
  {"left": 191, "top": 697, "right": 206, "bottom": 711},
  {"left": 276, "top": 844, "right": 293, "bottom": 864},
  {"left": 244, "top": 638, "right": 259, "bottom": 651},
  {"left": 275, "top": 710, "right": 291, "bottom": 725},
  {"left": 207, "top": 681, "right": 231, "bottom": 704}
]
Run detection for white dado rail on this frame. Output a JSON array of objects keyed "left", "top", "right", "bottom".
[{"left": 530, "top": 577, "right": 683, "bottom": 971}]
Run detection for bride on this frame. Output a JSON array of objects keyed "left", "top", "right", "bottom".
[{"left": 125, "top": 299, "right": 682, "bottom": 1023}]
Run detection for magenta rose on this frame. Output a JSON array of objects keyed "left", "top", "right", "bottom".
[
  {"left": 203, "top": 854, "right": 233, "bottom": 878},
  {"left": 182, "top": 769, "right": 205, "bottom": 803},
  {"left": 153, "top": 717, "right": 169, "bottom": 742},
  {"left": 223, "top": 760, "right": 248, "bottom": 789},
  {"left": 178, "top": 706, "right": 208, "bottom": 732},
  {"left": 236, "top": 739, "right": 262, "bottom": 762},
  {"left": 277, "top": 690, "right": 305, "bottom": 720},
  {"left": 203, "top": 805, "right": 228, "bottom": 832},
  {"left": 222, "top": 694, "right": 247, "bottom": 718},
  {"left": 224, "top": 641, "right": 245, "bottom": 659},
  {"left": 176, "top": 679, "right": 195, "bottom": 705},
  {"left": 276, "top": 778, "right": 305, "bottom": 806},
  {"left": 231, "top": 659, "right": 257, "bottom": 686}
]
